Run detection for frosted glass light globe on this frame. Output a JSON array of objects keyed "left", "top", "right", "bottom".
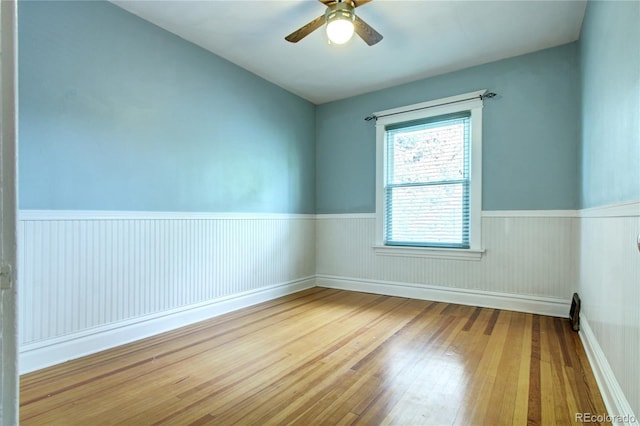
[{"left": 326, "top": 19, "right": 354, "bottom": 44}]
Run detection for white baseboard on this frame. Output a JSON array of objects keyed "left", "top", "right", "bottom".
[
  {"left": 19, "top": 277, "right": 315, "bottom": 375},
  {"left": 20, "top": 274, "right": 569, "bottom": 375},
  {"left": 316, "top": 275, "right": 570, "bottom": 318},
  {"left": 579, "top": 314, "right": 639, "bottom": 425}
]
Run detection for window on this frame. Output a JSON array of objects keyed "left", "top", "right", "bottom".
[
  {"left": 385, "top": 112, "right": 471, "bottom": 247},
  {"left": 374, "top": 91, "right": 485, "bottom": 260}
]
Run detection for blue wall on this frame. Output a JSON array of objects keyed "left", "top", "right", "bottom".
[
  {"left": 316, "top": 43, "right": 581, "bottom": 213},
  {"left": 579, "top": 0, "right": 640, "bottom": 208},
  {"left": 19, "top": 2, "right": 591, "bottom": 215},
  {"left": 19, "top": 1, "right": 316, "bottom": 213}
]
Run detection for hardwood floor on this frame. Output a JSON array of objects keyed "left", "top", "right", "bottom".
[{"left": 20, "top": 288, "right": 609, "bottom": 425}]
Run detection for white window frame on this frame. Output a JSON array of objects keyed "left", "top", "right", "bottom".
[{"left": 374, "top": 91, "right": 485, "bottom": 261}]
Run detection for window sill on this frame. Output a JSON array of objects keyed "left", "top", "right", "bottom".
[{"left": 372, "top": 245, "right": 485, "bottom": 261}]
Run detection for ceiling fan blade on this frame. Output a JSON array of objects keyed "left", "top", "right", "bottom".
[
  {"left": 353, "top": 0, "right": 373, "bottom": 7},
  {"left": 285, "top": 15, "right": 326, "bottom": 43},
  {"left": 354, "top": 15, "right": 383, "bottom": 46},
  {"left": 318, "top": 0, "right": 338, "bottom": 5}
]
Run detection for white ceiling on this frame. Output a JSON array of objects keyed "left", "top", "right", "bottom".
[{"left": 112, "top": 0, "right": 587, "bottom": 104}]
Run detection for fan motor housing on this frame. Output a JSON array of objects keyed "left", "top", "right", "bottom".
[{"left": 325, "top": 2, "right": 355, "bottom": 24}]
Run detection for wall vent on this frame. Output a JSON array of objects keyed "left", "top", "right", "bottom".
[{"left": 569, "top": 292, "right": 581, "bottom": 331}]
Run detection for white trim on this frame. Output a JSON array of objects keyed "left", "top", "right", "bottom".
[
  {"left": 372, "top": 245, "right": 484, "bottom": 261},
  {"left": 0, "top": 0, "right": 19, "bottom": 424},
  {"left": 375, "top": 119, "right": 386, "bottom": 246},
  {"left": 579, "top": 314, "right": 639, "bottom": 425},
  {"left": 316, "top": 275, "right": 569, "bottom": 318},
  {"left": 19, "top": 277, "right": 315, "bottom": 374},
  {"left": 469, "top": 105, "right": 483, "bottom": 249},
  {"left": 320, "top": 210, "right": 579, "bottom": 219},
  {"left": 19, "top": 209, "right": 595, "bottom": 222},
  {"left": 321, "top": 211, "right": 578, "bottom": 219},
  {"left": 374, "top": 90, "right": 485, "bottom": 251},
  {"left": 579, "top": 200, "right": 640, "bottom": 218},
  {"left": 315, "top": 213, "right": 376, "bottom": 220},
  {"left": 482, "top": 210, "right": 578, "bottom": 218},
  {"left": 18, "top": 210, "right": 316, "bottom": 221}
]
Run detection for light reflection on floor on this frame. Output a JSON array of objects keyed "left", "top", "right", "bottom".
[{"left": 373, "top": 342, "right": 468, "bottom": 424}]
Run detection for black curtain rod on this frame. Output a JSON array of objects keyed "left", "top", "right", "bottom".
[{"left": 364, "top": 92, "right": 497, "bottom": 122}]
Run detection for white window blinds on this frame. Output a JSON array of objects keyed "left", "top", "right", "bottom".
[{"left": 384, "top": 111, "right": 471, "bottom": 248}]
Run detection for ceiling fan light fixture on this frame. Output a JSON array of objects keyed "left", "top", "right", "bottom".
[
  {"left": 284, "top": 0, "right": 382, "bottom": 47},
  {"left": 325, "top": 3, "right": 355, "bottom": 44}
]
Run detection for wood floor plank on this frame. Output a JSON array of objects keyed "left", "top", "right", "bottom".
[
  {"left": 227, "top": 298, "right": 433, "bottom": 425},
  {"left": 354, "top": 315, "right": 463, "bottom": 424},
  {"left": 144, "top": 295, "right": 415, "bottom": 425},
  {"left": 512, "top": 313, "right": 533, "bottom": 425},
  {"left": 338, "top": 310, "right": 456, "bottom": 422},
  {"left": 263, "top": 300, "right": 430, "bottom": 425},
  {"left": 527, "top": 314, "right": 542, "bottom": 425},
  {"left": 454, "top": 307, "right": 511, "bottom": 423},
  {"left": 544, "top": 316, "right": 572, "bottom": 425},
  {"left": 21, "top": 287, "right": 330, "bottom": 387},
  {"left": 20, "top": 290, "right": 610, "bottom": 425},
  {"left": 492, "top": 312, "right": 526, "bottom": 425},
  {"left": 21, "top": 290, "right": 350, "bottom": 422},
  {"left": 20, "top": 287, "right": 335, "bottom": 401},
  {"left": 374, "top": 316, "right": 472, "bottom": 425}
]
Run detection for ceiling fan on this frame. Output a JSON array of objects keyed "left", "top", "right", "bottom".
[{"left": 285, "top": 0, "right": 383, "bottom": 46}]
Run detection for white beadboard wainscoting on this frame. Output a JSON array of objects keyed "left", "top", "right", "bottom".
[
  {"left": 578, "top": 201, "right": 640, "bottom": 425},
  {"left": 18, "top": 210, "right": 316, "bottom": 373},
  {"left": 316, "top": 212, "right": 578, "bottom": 317},
  {"left": 18, "top": 204, "right": 640, "bottom": 422}
]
